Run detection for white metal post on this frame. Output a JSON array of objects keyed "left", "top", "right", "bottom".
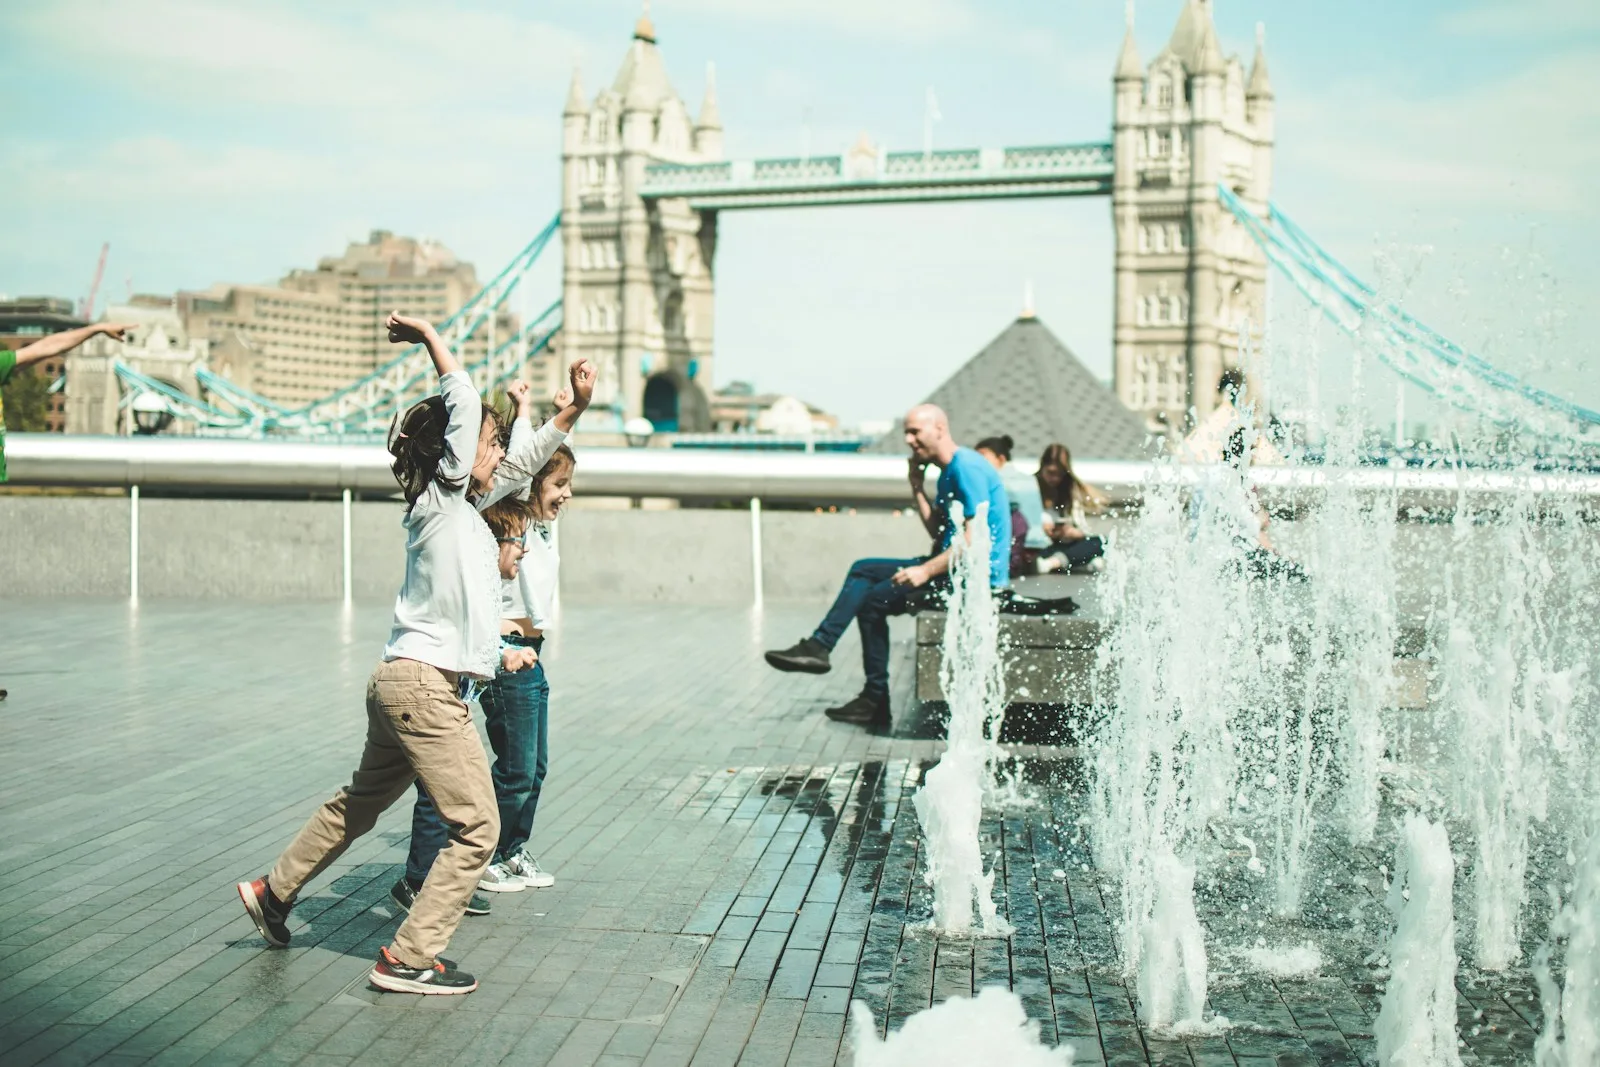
[
  {"left": 129, "top": 484, "right": 140, "bottom": 601},
  {"left": 342, "top": 488, "right": 353, "bottom": 605},
  {"left": 750, "top": 496, "right": 764, "bottom": 608},
  {"left": 1395, "top": 384, "right": 1406, "bottom": 449},
  {"left": 550, "top": 519, "right": 562, "bottom": 619}
]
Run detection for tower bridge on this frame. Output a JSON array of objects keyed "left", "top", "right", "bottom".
[
  {"left": 103, "top": 1, "right": 1598, "bottom": 449},
  {"left": 561, "top": 0, "right": 1273, "bottom": 434}
]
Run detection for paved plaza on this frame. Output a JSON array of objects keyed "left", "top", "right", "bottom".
[{"left": 0, "top": 600, "right": 1545, "bottom": 1066}]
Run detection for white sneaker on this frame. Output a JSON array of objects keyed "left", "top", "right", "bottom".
[
  {"left": 507, "top": 849, "right": 555, "bottom": 888},
  {"left": 1035, "top": 554, "right": 1064, "bottom": 575},
  {"left": 477, "top": 860, "right": 528, "bottom": 893}
]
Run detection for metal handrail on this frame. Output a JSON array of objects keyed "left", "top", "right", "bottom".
[{"left": 8, "top": 434, "right": 1600, "bottom": 504}]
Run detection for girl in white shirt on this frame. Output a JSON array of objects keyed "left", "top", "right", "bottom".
[
  {"left": 401, "top": 375, "right": 592, "bottom": 900},
  {"left": 475, "top": 437, "right": 578, "bottom": 892},
  {"left": 237, "top": 312, "right": 537, "bottom": 997}
]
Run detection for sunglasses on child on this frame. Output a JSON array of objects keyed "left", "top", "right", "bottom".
[{"left": 496, "top": 533, "right": 527, "bottom": 548}]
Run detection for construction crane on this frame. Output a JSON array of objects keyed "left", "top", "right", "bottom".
[{"left": 79, "top": 242, "right": 109, "bottom": 321}]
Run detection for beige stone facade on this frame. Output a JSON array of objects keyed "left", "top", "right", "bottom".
[
  {"left": 65, "top": 303, "right": 209, "bottom": 435},
  {"left": 178, "top": 231, "right": 516, "bottom": 408},
  {"left": 1111, "top": 0, "right": 1274, "bottom": 434},
  {"left": 560, "top": 12, "right": 720, "bottom": 432}
]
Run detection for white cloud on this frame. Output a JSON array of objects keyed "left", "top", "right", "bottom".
[
  {"left": 1439, "top": 0, "right": 1600, "bottom": 37},
  {"left": 8, "top": 0, "right": 586, "bottom": 118},
  {"left": 1283, "top": 49, "right": 1600, "bottom": 217}
]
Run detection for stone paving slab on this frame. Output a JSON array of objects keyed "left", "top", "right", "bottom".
[{"left": 0, "top": 600, "right": 1547, "bottom": 1065}]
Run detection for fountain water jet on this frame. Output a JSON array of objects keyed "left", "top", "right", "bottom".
[
  {"left": 1374, "top": 813, "right": 1462, "bottom": 1067},
  {"left": 848, "top": 988, "right": 1071, "bottom": 1065},
  {"left": 1435, "top": 487, "right": 1569, "bottom": 969},
  {"left": 913, "top": 502, "right": 1009, "bottom": 936},
  {"left": 1135, "top": 847, "right": 1210, "bottom": 1028},
  {"left": 1535, "top": 829, "right": 1600, "bottom": 1065}
]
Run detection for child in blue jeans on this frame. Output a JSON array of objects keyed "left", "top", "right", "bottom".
[
  {"left": 393, "top": 376, "right": 587, "bottom": 914},
  {"left": 474, "top": 440, "right": 576, "bottom": 891}
]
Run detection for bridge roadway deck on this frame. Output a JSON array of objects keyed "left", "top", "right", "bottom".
[{"left": 0, "top": 600, "right": 1542, "bottom": 1066}]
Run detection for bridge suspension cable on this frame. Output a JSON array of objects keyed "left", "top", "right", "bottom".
[
  {"left": 117, "top": 213, "right": 563, "bottom": 437},
  {"left": 1220, "top": 185, "right": 1598, "bottom": 443}
]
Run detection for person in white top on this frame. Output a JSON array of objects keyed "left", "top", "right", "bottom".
[
  {"left": 399, "top": 371, "right": 592, "bottom": 900},
  {"left": 236, "top": 312, "right": 537, "bottom": 997},
  {"left": 473, "top": 432, "right": 577, "bottom": 892}
]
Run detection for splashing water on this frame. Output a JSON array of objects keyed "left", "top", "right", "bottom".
[
  {"left": 1434, "top": 484, "right": 1576, "bottom": 970},
  {"left": 913, "top": 501, "right": 1009, "bottom": 936},
  {"left": 1135, "top": 847, "right": 1210, "bottom": 1028},
  {"left": 1088, "top": 462, "right": 1245, "bottom": 1026},
  {"left": 849, "top": 988, "right": 1072, "bottom": 1066},
  {"left": 1375, "top": 813, "right": 1462, "bottom": 1067},
  {"left": 1534, "top": 828, "right": 1600, "bottom": 1065}
]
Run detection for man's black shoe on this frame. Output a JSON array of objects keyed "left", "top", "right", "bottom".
[
  {"left": 390, "top": 878, "right": 491, "bottom": 916},
  {"left": 825, "top": 692, "right": 891, "bottom": 724},
  {"left": 764, "top": 638, "right": 831, "bottom": 674}
]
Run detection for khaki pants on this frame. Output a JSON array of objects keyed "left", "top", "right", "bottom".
[{"left": 268, "top": 658, "right": 498, "bottom": 969}]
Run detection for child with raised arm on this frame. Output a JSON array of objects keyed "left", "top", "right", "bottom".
[
  {"left": 474, "top": 427, "right": 580, "bottom": 892},
  {"left": 393, "top": 361, "right": 593, "bottom": 912},
  {"left": 235, "top": 312, "right": 535, "bottom": 996}
]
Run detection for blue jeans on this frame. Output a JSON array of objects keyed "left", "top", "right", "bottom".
[
  {"left": 406, "top": 635, "right": 549, "bottom": 885},
  {"left": 810, "top": 556, "right": 936, "bottom": 700}
]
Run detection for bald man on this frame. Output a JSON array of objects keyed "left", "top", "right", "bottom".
[{"left": 764, "top": 404, "right": 1010, "bottom": 726}]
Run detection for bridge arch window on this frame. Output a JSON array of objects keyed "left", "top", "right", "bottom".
[
  {"left": 1155, "top": 79, "right": 1174, "bottom": 109},
  {"left": 1138, "top": 226, "right": 1151, "bottom": 253},
  {"left": 1170, "top": 293, "right": 1188, "bottom": 325},
  {"left": 1154, "top": 225, "right": 1169, "bottom": 253},
  {"left": 643, "top": 374, "right": 680, "bottom": 432},
  {"left": 1151, "top": 130, "right": 1171, "bottom": 158}
]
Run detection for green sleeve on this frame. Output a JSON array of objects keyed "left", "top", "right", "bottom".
[{"left": 0, "top": 348, "right": 15, "bottom": 386}]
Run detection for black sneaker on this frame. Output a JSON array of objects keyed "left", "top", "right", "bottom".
[
  {"left": 764, "top": 638, "right": 831, "bottom": 674},
  {"left": 825, "top": 692, "right": 891, "bottom": 725},
  {"left": 369, "top": 945, "right": 478, "bottom": 995},
  {"left": 389, "top": 878, "right": 491, "bottom": 916},
  {"left": 236, "top": 877, "right": 292, "bottom": 947}
]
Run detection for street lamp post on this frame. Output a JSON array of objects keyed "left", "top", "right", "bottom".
[
  {"left": 624, "top": 416, "right": 655, "bottom": 449},
  {"left": 131, "top": 392, "right": 174, "bottom": 435}
]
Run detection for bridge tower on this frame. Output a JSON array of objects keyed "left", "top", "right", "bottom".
[
  {"left": 1111, "top": 0, "right": 1274, "bottom": 433},
  {"left": 561, "top": 8, "right": 720, "bottom": 432}
]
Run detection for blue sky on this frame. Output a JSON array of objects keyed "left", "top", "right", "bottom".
[{"left": 2, "top": 0, "right": 1596, "bottom": 430}]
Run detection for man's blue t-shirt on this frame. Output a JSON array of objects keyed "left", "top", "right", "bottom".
[{"left": 935, "top": 447, "right": 1011, "bottom": 588}]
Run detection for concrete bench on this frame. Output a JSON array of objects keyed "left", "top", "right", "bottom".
[{"left": 914, "top": 573, "right": 1430, "bottom": 709}]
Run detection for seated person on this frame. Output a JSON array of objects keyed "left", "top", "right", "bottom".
[
  {"left": 762, "top": 405, "right": 1009, "bottom": 727},
  {"left": 1181, "top": 367, "right": 1284, "bottom": 467},
  {"left": 974, "top": 434, "right": 1050, "bottom": 579},
  {"left": 1033, "top": 442, "right": 1107, "bottom": 574}
]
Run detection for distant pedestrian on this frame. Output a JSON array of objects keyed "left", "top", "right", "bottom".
[
  {"left": 397, "top": 374, "right": 589, "bottom": 910},
  {"left": 235, "top": 312, "right": 528, "bottom": 996},
  {"left": 1, "top": 319, "right": 135, "bottom": 702}
]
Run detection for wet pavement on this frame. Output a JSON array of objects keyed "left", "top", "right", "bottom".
[{"left": 0, "top": 600, "right": 1545, "bottom": 1065}]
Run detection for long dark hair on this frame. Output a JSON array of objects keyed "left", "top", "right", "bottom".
[
  {"left": 388, "top": 395, "right": 504, "bottom": 509},
  {"left": 1035, "top": 442, "right": 1077, "bottom": 515},
  {"left": 529, "top": 444, "right": 577, "bottom": 521}
]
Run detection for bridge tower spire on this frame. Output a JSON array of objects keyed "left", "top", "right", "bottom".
[
  {"left": 559, "top": 9, "right": 719, "bottom": 432},
  {"left": 1110, "top": 0, "right": 1275, "bottom": 435}
]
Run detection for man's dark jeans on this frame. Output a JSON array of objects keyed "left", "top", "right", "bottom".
[
  {"left": 810, "top": 556, "right": 944, "bottom": 700},
  {"left": 405, "top": 635, "right": 549, "bottom": 886}
]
